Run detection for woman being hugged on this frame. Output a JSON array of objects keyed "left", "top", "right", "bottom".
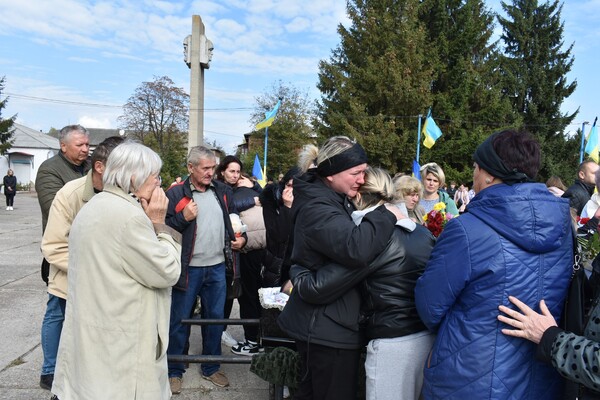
[
  {"left": 415, "top": 130, "right": 572, "bottom": 400},
  {"left": 277, "top": 137, "right": 403, "bottom": 400}
]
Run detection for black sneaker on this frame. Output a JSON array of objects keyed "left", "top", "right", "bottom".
[
  {"left": 40, "top": 374, "right": 53, "bottom": 390},
  {"left": 231, "top": 340, "right": 264, "bottom": 356}
]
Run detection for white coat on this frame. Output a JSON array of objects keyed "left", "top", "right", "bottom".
[{"left": 52, "top": 185, "right": 181, "bottom": 400}]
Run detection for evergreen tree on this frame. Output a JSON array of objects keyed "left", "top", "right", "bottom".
[
  {"left": 244, "top": 81, "right": 316, "bottom": 180},
  {"left": 0, "top": 77, "right": 16, "bottom": 155},
  {"left": 419, "top": 0, "right": 518, "bottom": 184},
  {"left": 316, "top": 0, "right": 434, "bottom": 173},
  {"left": 498, "top": 0, "right": 577, "bottom": 181}
]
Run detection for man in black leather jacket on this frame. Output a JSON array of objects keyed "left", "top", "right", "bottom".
[{"left": 562, "top": 160, "right": 598, "bottom": 216}]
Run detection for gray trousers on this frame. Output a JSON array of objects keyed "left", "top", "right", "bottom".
[{"left": 365, "top": 330, "right": 436, "bottom": 400}]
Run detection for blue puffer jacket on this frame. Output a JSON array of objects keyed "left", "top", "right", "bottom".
[{"left": 415, "top": 183, "right": 572, "bottom": 400}]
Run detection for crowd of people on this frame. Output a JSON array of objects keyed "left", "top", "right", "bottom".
[{"left": 30, "top": 124, "right": 600, "bottom": 400}]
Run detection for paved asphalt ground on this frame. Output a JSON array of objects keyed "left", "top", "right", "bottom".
[{"left": 0, "top": 192, "right": 270, "bottom": 399}]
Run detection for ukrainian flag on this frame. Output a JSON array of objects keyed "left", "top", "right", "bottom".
[
  {"left": 255, "top": 99, "right": 281, "bottom": 130},
  {"left": 252, "top": 154, "right": 266, "bottom": 187},
  {"left": 585, "top": 120, "right": 599, "bottom": 162},
  {"left": 422, "top": 110, "right": 443, "bottom": 149}
]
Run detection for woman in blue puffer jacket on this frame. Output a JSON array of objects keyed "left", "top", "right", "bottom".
[{"left": 415, "top": 129, "right": 573, "bottom": 400}]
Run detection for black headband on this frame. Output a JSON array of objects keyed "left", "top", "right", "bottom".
[
  {"left": 316, "top": 143, "right": 368, "bottom": 177},
  {"left": 473, "top": 133, "right": 532, "bottom": 185}
]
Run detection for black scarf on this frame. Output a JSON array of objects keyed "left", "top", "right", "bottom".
[{"left": 473, "top": 133, "right": 533, "bottom": 185}]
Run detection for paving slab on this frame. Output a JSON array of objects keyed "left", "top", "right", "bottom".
[{"left": 0, "top": 193, "right": 271, "bottom": 399}]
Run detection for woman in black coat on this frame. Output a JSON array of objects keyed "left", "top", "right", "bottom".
[
  {"left": 277, "top": 137, "right": 403, "bottom": 400},
  {"left": 3, "top": 169, "right": 16, "bottom": 210},
  {"left": 259, "top": 167, "right": 300, "bottom": 288}
]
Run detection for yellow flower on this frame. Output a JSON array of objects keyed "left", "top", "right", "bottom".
[
  {"left": 433, "top": 202, "right": 446, "bottom": 212},
  {"left": 423, "top": 214, "right": 428, "bottom": 222}
]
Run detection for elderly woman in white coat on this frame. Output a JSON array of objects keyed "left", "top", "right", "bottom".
[{"left": 52, "top": 141, "right": 182, "bottom": 400}]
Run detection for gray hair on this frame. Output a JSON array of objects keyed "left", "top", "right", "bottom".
[
  {"left": 187, "top": 146, "right": 216, "bottom": 166},
  {"left": 59, "top": 124, "right": 88, "bottom": 144},
  {"left": 103, "top": 141, "right": 162, "bottom": 194}
]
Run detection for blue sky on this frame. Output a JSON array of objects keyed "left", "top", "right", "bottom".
[{"left": 0, "top": 0, "right": 597, "bottom": 154}]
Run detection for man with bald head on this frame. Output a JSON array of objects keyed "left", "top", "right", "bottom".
[{"left": 562, "top": 160, "right": 599, "bottom": 216}]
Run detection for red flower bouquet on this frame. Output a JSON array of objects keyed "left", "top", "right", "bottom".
[{"left": 423, "top": 202, "right": 454, "bottom": 237}]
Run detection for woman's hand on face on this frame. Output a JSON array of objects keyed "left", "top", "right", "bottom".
[
  {"left": 498, "top": 296, "right": 557, "bottom": 344},
  {"left": 282, "top": 186, "right": 293, "bottom": 208},
  {"left": 141, "top": 186, "right": 168, "bottom": 225}
]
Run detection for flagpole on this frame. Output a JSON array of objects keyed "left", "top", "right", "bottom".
[
  {"left": 416, "top": 114, "right": 422, "bottom": 163},
  {"left": 263, "top": 126, "right": 269, "bottom": 181},
  {"left": 580, "top": 121, "right": 589, "bottom": 164}
]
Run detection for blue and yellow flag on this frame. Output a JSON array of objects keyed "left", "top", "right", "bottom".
[
  {"left": 422, "top": 110, "right": 443, "bottom": 149},
  {"left": 255, "top": 99, "right": 281, "bottom": 130},
  {"left": 412, "top": 160, "right": 421, "bottom": 180},
  {"left": 585, "top": 119, "right": 599, "bottom": 162},
  {"left": 252, "top": 154, "right": 266, "bottom": 187}
]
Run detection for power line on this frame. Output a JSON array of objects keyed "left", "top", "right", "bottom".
[
  {"left": 4, "top": 92, "right": 254, "bottom": 112},
  {"left": 4, "top": 92, "right": 588, "bottom": 129}
]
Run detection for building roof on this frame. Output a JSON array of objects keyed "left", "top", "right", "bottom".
[
  {"left": 9, "top": 123, "right": 59, "bottom": 150},
  {"left": 86, "top": 128, "right": 126, "bottom": 146}
]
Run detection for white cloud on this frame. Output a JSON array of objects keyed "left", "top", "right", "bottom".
[
  {"left": 285, "top": 17, "right": 311, "bottom": 34},
  {"left": 78, "top": 115, "right": 114, "bottom": 129}
]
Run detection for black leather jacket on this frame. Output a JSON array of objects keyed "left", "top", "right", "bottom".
[
  {"left": 292, "top": 223, "right": 435, "bottom": 341},
  {"left": 277, "top": 171, "right": 396, "bottom": 349},
  {"left": 563, "top": 179, "right": 595, "bottom": 215}
]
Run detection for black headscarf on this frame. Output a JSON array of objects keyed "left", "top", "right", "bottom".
[
  {"left": 473, "top": 133, "right": 534, "bottom": 185},
  {"left": 316, "top": 143, "right": 368, "bottom": 177}
]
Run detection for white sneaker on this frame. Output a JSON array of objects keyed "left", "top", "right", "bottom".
[
  {"left": 5, "top": 207, "right": 8, "bottom": 211},
  {"left": 221, "top": 331, "right": 238, "bottom": 347},
  {"left": 9, "top": 207, "right": 13, "bottom": 210}
]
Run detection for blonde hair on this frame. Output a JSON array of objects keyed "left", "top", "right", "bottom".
[
  {"left": 420, "top": 162, "right": 446, "bottom": 188},
  {"left": 393, "top": 175, "right": 425, "bottom": 223},
  {"left": 393, "top": 175, "right": 424, "bottom": 200},
  {"left": 354, "top": 167, "right": 396, "bottom": 211},
  {"left": 297, "top": 144, "right": 319, "bottom": 172}
]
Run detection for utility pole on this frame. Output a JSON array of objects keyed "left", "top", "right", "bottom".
[{"left": 184, "top": 15, "right": 213, "bottom": 154}]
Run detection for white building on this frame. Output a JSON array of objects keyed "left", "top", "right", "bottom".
[{"left": 0, "top": 123, "right": 59, "bottom": 189}]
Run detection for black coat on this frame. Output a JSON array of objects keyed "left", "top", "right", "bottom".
[
  {"left": 563, "top": 179, "right": 595, "bottom": 215},
  {"left": 292, "top": 223, "right": 435, "bottom": 341},
  {"left": 260, "top": 183, "right": 294, "bottom": 287},
  {"left": 277, "top": 171, "right": 396, "bottom": 349},
  {"left": 3, "top": 175, "right": 16, "bottom": 195}
]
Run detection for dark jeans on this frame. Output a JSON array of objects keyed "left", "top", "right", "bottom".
[
  {"left": 5, "top": 194, "right": 14, "bottom": 206},
  {"left": 294, "top": 340, "right": 361, "bottom": 400},
  {"left": 238, "top": 249, "right": 264, "bottom": 342},
  {"left": 168, "top": 263, "right": 226, "bottom": 377}
]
